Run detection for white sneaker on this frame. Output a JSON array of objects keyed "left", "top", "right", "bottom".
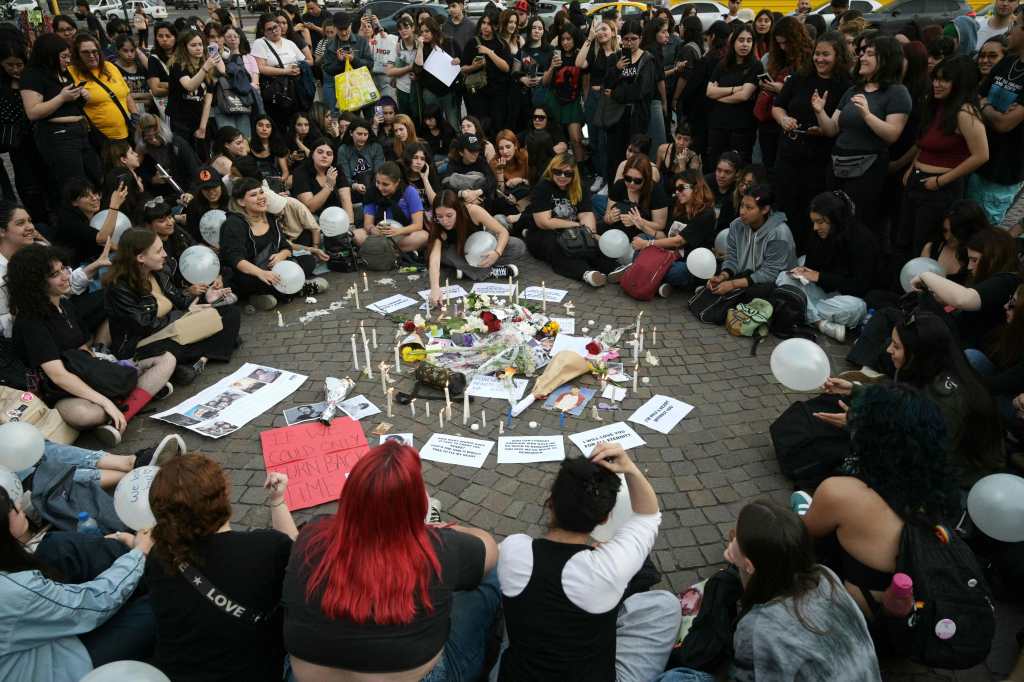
[
  {"left": 817, "top": 320, "right": 847, "bottom": 343},
  {"left": 658, "top": 283, "right": 674, "bottom": 298},
  {"left": 583, "top": 270, "right": 607, "bottom": 287},
  {"left": 425, "top": 496, "right": 443, "bottom": 524},
  {"left": 607, "top": 264, "right": 631, "bottom": 284},
  {"left": 590, "top": 176, "right": 606, "bottom": 193}
]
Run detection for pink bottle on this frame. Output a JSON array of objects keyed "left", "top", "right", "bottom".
[{"left": 882, "top": 573, "right": 914, "bottom": 617}]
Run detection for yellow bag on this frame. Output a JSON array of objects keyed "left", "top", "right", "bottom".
[{"left": 334, "top": 56, "right": 380, "bottom": 113}]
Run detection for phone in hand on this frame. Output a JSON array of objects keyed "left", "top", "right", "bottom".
[
  {"left": 620, "top": 48, "right": 630, "bottom": 61},
  {"left": 757, "top": 72, "right": 772, "bottom": 83}
]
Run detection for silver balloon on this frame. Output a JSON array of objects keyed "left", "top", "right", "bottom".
[
  {"left": 770, "top": 338, "right": 831, "bottom": 392},
  {"left": 464, "top": 231, "right": 498, "bottom": 268},
  {"left": 320, "top": 206, "right": 350, "bottom": 237},
  {"left": 179, "top": 245, "right": 220, "bottom": 286},
  {"left": 899, "top": 257, "right": 945, "bottom": 293},
  {"left": 967, "top": 474, "right": 1024, "bottom": 542},
  {"left": 89, "top": 210, "right": 132, "bottom": 236},
  {"left": 598, "top": 229, "right": 630, "bottom": 259},
  {"left": 199, "top": 209, "right": 226, "bottom": 247},
  {"left": 685, "top": 247, "right": 717, "bottom": 280}
]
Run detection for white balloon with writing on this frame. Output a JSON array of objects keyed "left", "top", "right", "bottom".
[
  {"left": 0, "top": 421, "right": 44, "bottom": 472},
  {"left": 199, "top": 209, "right": 227, "bottom": 247},
  {"left": 179, "top": 245, "right": 221, "bottom": 286},
  {"left": 272, "top": 260, "right": 305, "bottom": 295},
  {"left": 113, "top": 465, "right": 159, "bottom": 531},
  {"left": 769, "top": 338, "right": 831, "bottom": 392}
]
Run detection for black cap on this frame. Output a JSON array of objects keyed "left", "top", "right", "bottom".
[
  {"left": 456, "top": 133, "right": 482, "bottom": 151},
  {"left": 196, "top": 165, "right": 223, "bottom": 190}
]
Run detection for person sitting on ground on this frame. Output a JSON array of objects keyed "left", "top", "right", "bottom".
[
  {"left": 655, "top": 122, "right": 702, "bottom": 192},
  {"left": 704, "top": 150, "right": 741, "bottom": 226},
  {"left": 720, "top": 163, "right": 767, "bottom": 231},
  {"left": 491, "top": 129, "right": 531, "bottom": 219},
  {"left": 291, "top": 138, "right": 355, "bottom": 221},
  {"left": 220, "top": 178, "right": 326, "bottom": 311},
  {"left": 496, "top": 442, "right": 681, "bottom": 680},
  {"left": 282, "top": 441, "right": 500, "bottom": 682},
  {"left": 707, "top": 184, "right": 797, "bottom": 303},
  {"left": 101, "top": 141, "right": 153, "bottom": 227},
  {"left": 426, "top": 190, "right": 525, "bottom": 304},
  {"left": 0, "top": 486, "right": 156, "bottom": 681},
  {"left": 104, "top": 229, "right": 241, "bottom": 386},
  {"left": 441, "top": 133, "right": 499, "bottom": 211},
  {"left": 602, "top": 154, "right": 670, "bottom": 241},
  {"left": 53, "top": 179, "right": 127, "bottom": 267},
  {"left": 403, "top": 142, "right": 441, "bottom": 208},
  {"left": 919, "top": 199, "right": 989, "bottom": 285},
  {"left": 336, "top": 117, "right": 384, "bottom": 205},
  {"left": 776, "top": 191, "right": 878, "bottom": 342},
  {"left": 185, "top": 165, "right": 232, "bottom": 244},
  {"left": 522, "top": 153, "right": 619, "bottom": 288},
  {"left": 134, "top": 113, "right": 202, "bottom": 203},
  {"left": 356, "top": 161, "right": 430, "bottom": 254},
  {"left": 965, "top": 284, "right": 1024, "bottom": 424},
  {"left": 146, "top": 453, "right": 297, "bottom": 682},
  {"left": 8, "top": 244, "right": 176, "bottom": 446}
]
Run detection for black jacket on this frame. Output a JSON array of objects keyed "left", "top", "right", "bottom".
[
  {"left": 220, "top": 212, "right": 287, "bottom": 271},
  {"left": 138, "top": 134, "right": 202, "bottom": 200},
  {"left": 805, "top": 222, "right": 879, "bottom": 297},
  {"left": 607, "top": 50, "right": 658, "bottom": 134},
  {"left": 105, "top": 269, "right": 192, "bottom": 359}
]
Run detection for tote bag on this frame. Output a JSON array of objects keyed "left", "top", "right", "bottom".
[{"left": 335, "top": 56, "right": 380, "bottom": 112}]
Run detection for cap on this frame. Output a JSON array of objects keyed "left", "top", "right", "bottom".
[
  {"left": 514, "top": 0, "right": 529, "bottom": 10},
  {"left": 196, "top": 165, "right": 223, "bottom": 190},
  {"left": 456, "top": 133, "right": 483, "bottom": 151}
]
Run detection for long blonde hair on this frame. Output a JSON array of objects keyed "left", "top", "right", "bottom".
[{"left": 542, "top": 153, "right": 582, "bottom": 206}]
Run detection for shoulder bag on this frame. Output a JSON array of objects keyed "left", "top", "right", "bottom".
[
  {"left": 688, "top": 285, "right": 745, "bottom": 325},
  {"left": 464, "top": 39, "right": 488, "bottom": 94},
  {"left": 556, "top": 225, "right": 598, "bottom": 259},
  {"left": 137, "top": 307, "right": 224, "bottom": 348},
  {"left": 60, "top": 349, "right": 138, "bottom": 399},
  {"left": 261, "top": 39, "right": 296, "bottom": 109},
  {"left": 178, "top": 560, "right": 276, "bottom": 626},
  {"left": 620, "top": 245, "right": 676, "bottom": 301},
  {"left": 216, "top": 71, "right": 253, "bottom": 115},
  {"left": 87, "top": 66, "right": 136, "bottom": 140}
]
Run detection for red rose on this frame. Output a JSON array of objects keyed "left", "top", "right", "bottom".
[
  {"left": 481, "top": 311, "right": 496, "bottom": 323},
  {"left": 586, "top": 341, "right": 602, "bottom": 356},
  {"left": 403, "top": 321, "right": 416, "bottom": 332}
]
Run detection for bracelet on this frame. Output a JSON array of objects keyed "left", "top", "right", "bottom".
[{"left": 269, "top": 499, "right": 286, "bottom": 508}]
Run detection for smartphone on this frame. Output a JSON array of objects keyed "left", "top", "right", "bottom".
[
  {"left": 207, "top": 44, "right": 219, "bottom": 58},
  {"left": 620, "top": 48, "right": 630, "bottom": 61},
  {"left": 76, "top": 81, "right": 88, "bottom": 88},
  {"left": 757, "top": 72, "right": 772, "bottom": 83},
  {"left": 374, "top": 104, "right": 384, "bottom": 119}
]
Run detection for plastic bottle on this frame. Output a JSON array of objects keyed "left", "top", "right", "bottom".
[
  {"left": 861, "top": 308, "right": 875, "bottom": 332},
  {"left": 882, "top": 572, "right": 914, "bottom": 617},
  {"left": 76, "top": 511, "right": 102, "bottom": 536}
]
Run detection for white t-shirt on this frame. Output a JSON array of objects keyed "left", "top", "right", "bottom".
[
  {"left": 497, "top": 512, "right": 661, "bottom": 614},
  {"left": 976, "top": 16, "right": 1010, "bottom": 49},
  {"left": 251, "top": 36, "right": 305, "bottom": 67}
]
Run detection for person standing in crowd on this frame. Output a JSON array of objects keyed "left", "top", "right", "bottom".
[
  {"left": 813, "top": 35, "right": 911, "bottom": 229},
  {"left": 0, "top": 41, "right": 48, "bottom": 225},
  {"left": 387, "top": 17, "right": 419, "bottom": 122},
  {"left": 443, "top": 0, "right": 477, "bottom": 68},
  {"left": 321, "top": 12, "right": 373, "bottom": 114},
  {"left": 757, "top": 17, "right": 814, "bottom": 172},
  {"left": 146, "top": 22, "right": 176, "bottom": 118},
  {"left": 132, "top": 7, "right": 149, "bottom": 50},
  {"left": 977, "top": 0, "right": 1020, "bottom": 46},
  {"left": 51, "top": 16, "right": 79, "bottom": 47},
  {"left": 603, "top": 20, "right": 659, "bottom": 184},
  {"left": 706, "top": 23, "right": 765, "bottom": 166},
  {"left": 68, "top": 33, "right": 136, "bottom": 143},
  {"left": 577, "top": 19, "right": 617, "bottom": 193},
  {"left": 252, "top": 13, "right": 305, "bottom": 131},
  {"left": 112, "top": 35, "right": 151, "bottom": 114},
  {"left": 167, "top": 31, "right": 221, "bottom": 159},
  {"left": 460, "top": 13, "right": 512, "bottom": 135},
  {"left": 415, "top": 18, "right": 462, "bottom": 131},
  {"left": 977, "top": 35, "right": 1008, "bottom": 79},
  {"left": 496, "top": 443, "right": 680, "bottom": 681}
]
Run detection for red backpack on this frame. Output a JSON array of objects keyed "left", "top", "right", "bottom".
[{"left": 620, "top": 246, "right": 677, "bottom": 301}]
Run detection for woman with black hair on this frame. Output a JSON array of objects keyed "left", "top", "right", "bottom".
[
  {"left": 420, "top": 103, "right": 456, "bottom": 164},
  {"left": 146, "top": 21, "right": 177, "bottom": 116},
  {"left": 460, "top": 12, "right": 512, "bottom": 134},
  {"left": 544, "top": 25, "right": 587, "bottom": 162},
  {"left": 356, "top": 161, "right": 429, "bottom": 254},
  {"left": 252, "top": 13, "right": 305, "bottom": 132},
  {"left": 753, "top": 9, "right": 775, "bottom": 60},
  {"left": 426, "top": 190, "right": 524, "bottom": 304},
  {"left": 772, "top": 31, "right": 852, "bottom": 250},
  {"left": 519, "top": 103, "right": 568, "bottom": 162},
  {"left": 19, "top": 33, "right": 100, "bottom": 188},
  {"left": 414, "top": 17, "right": 461, "bottom": 133},
  {"left": 0, "top": 41, "right": 49, "bottom": 225},
  {"left": 496, "top": 443, "right": 680, "bottom": 681},
  {"left": 292, "top": 139, "right": 354, "bottom": 221},
  {"left": 54, "top": 178, "right": 127, "bottom": 266},
  {"left": 897, "top": 55, "right": 988, "bottom": 260},
  {"left": 673, "top": 16, "right": 709, "bottom": 163},
  {"left": 604, "top": 19, "right": 659, "bottom": 185},
  {"left": 777, "top": 191, "right": 878, "bottom": 342},
  {"left": 919, "top": 199, "right": 989, "bottom": 285},
  {"left": 112, "top": 34, "right": 150, "bottom": 112},
  {"left": 640, "top": 18, "right": 671, "bottom": 153},
  {"left": 576, "top": 18, "right": 618, "bottom": 193},
  {"left": 249, "top": 115, "right": 291, "bottom": 185},
  {"left": 813, "top": 35, "right": 912, "bottom": 228},
  {"left": 402, "top": 141, "right": 440, "bottom": 208},
  {"left": 184, "top": 164, "right": 231, "bottom": 243},
  {"left": 705, "top": 24, "right": 765, "bottom": 166},
  {"left": 100, "top": 141, "right": 149, "bottom": 226},
  {"left": 602, "top": 154, "right": 669, "bottom": 241}
]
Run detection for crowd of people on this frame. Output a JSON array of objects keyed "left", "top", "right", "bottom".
[{"left": 1, "top": 0, "right": 1024, "bottom": 679}]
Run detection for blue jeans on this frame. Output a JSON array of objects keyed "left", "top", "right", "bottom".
[
  {"left": 422, "top": 571, "right": 501, "bottom": 682},
  {"left": 322, "top": 76, "right": 337, "bottom": 113},
  {"left": 656, "top": 669, "right": 716, "bottom": 682},
  {"left": 214, "top": 111, "right": 251, "bottom": 139},
  {"left": 965, "top": 348, "right": 996, "bottom": 376},
  {"left": 18, "top": 441, "right": 103, "bottom": 484},
  {"left": 776, "top": 271, "right": 867, "bottom": 327},
  {"left": 648, "top": 99, "right": 666, "bottom": 151}
]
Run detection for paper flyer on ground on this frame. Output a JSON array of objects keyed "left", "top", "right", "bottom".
[
  {"left": 419, "top": 433, "right": 494, "bottom": 468},
  {"left": 497, "top": 435, "right": 565, "bottom": 464},
  {"left": 154, "top": 363, "right": 307, "bottom": 438},
  {"left": 466, "top": 374, "right": 529, "bottom": 401},
  {"left": 471, "top": 282, "right": 515, "bottom": 297},
  {"left": 418, "top": 285, "right": 468, "bottom": 301},
  {"left": 520, "top": 286, "right": 568, "bottom": 303},
  {"left": 568, "top": 422, "right": 647, "bottom": 457},
  {"left": 628, "top": 395, "right": 694, "bottom": 434},
  {"left": 366, "top": 294, "right": 418, "bottom": 315}
]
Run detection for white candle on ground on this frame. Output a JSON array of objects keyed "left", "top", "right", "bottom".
[
  {"left": 444, "top": 381, "right": 451, "bottom": 416},
  {"left": 410, "top": 399, "right": 416, "bottom": 418},
  {"left": 362, "top": 272, "right": 369, "bottom": 292},
  {"left": 351, "top": 335, "right": 360, "bottom": 370},
  {"left": 372, "top": 328, "right": 378, "bottom": 349},
  {"left": 498, "top": 420, "right": 504, "bottom": 435},
  {"left": 439, "top": 410, "right": 445, "bottom": 430},
  {"left": 387, "top": 388, "right": 394, "bottom": 417},
  {"left": 360, "top": 321, "right": 367, "bottom": 345},
  {"left": 541, "top": 281, "right": 547, "bottom": 312},
  {"left": 633, "top": 364, "right": 639, "bottom": 393},
  {"left": 481, "top": 409, "right": 486, "bottom": 428},
  {"left": 354, "top": 286, "right": 360, "bottom": 309},
  {"left": 379, "top": 363, "right": 388, "bottom": 394},
  {"left": 426, "top": 401, "right": 431, "bottom": 419},
  {"left": 363, "top": 339, "right": 372, "bottom": 378},
  {"left": 653, "top": 325, "right": 657, "bottom": 346},
  {"left": 463, "top": 392, "right": 469, "bottom": 425},
  {"left": 394, "top": 343, "right": 401, "bottom": 373}
]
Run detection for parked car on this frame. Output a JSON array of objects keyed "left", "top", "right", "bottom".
[
  {"left": 357, "top": 0, "right": 427, "bottom": 21},
  {"left": 670, "top": 0, "right": 729, "bottom": 30},
  {"left": 378, "top": 2, "right": 448, "bottom": 33},
  {"left": 861, "top": 0, "right": 973, "bottom": 33},
  {"left": 172, "top": 0, "right": 200, "bottom": 8},
  {"left": 584, "top": 1, "right": 652, "bottom": 18},
  {"left": 90, "top": 0, "right": 167, "bottom": 20},
  {"left": 810, "top": 0, "right": 882, "bottom": 26}
]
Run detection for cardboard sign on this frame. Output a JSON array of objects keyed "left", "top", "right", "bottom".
[{"left": 260, "top": 419, "right": 369, "bottom": 511}]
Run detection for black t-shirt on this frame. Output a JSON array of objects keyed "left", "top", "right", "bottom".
[
  {"left": 291, "top": 164, "right": 351, "bottom": 213},
  {"left": 522, "top": 44, "right": 553, "bottom": 84},
  {"left": 418, "top": 43, "right": 454, "bottom": 96},
  {"left": 53, "top": 206, "right": 103, "bottom": 265},
  {"left": 146, "top": 530, "right": 293, "bottom": 682},
  {"left": 146, "top": 53, "right": 171, "bottom": 84},
  {"left": 529, "top": 179, "right": 593, "bottom": 225},
  {"left": 462, "top": 37, "right": 513, "bottom": 89},
  {"left": 13, "top": 298, "right": 88, "bottom": 369},
  {"left": 709, "top": 59, "right": 765, "bottom": 130},
  {"left": 115, "top": 62, "right": 148, "bottom": 98},
  {"left": 20, "top": 66, "right": 83, "bottom": 120},
  {"left": 979, "top": 55, "right": 1024, "bottom": 186},
  {"left": 957, "top": 271, "right": 1021, "bottom": 349},
  {"left": 422, "top": 125, "right": 453, "bottom": 159},
  {"left": 283, "top": 523, "right": 485, "bottom": 672},
  {"left": 775, "top": 71, "right": 851, "bottom": 161},
  {"left": 606, "top": 179, "right": 669, "bottom": 239},
  {"left": 167, "top": 64, "right": 210, "bottom": 131}
]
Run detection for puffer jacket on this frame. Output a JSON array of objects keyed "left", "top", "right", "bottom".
[
  {"left": 105, "top": 268, "right": 192, "bottom": 359},
  {"left": 721, "top": 211, "right": 797, "bottom": 286}
]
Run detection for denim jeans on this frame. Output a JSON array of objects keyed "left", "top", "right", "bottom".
[
  {"left": 963, "top": 348, "right": 1017, "bottom": 423},
  {"left": 213, "top": 111, "right": 252, "bottom": 139},
  {"left": 648, "top": 99, "right": 666, "bottom": 152},
  {"left": 422, "top": 570, "right": 501, "bottom": 682},
  {"left": 322, "top": 76, "right": 337, "bottom": 113},
  {"left": 655, "top": 668, "right": 716, "bottom": 682},
  {"left": 775, "top": 272, "right": 868, "bottom": 328},
  {"left": 17, "top": 441, "right": 103, "bottom": 484},
  {"left": 967, "top": 173, "right": 1024, "bottom": 227}
]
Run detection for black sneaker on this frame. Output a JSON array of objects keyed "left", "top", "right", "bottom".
[
  {"left": 490, "top": 264, "right": 518, "bottom": 279},
  {"left": 171, "top": 359, "right": 206, "bottom": 387},
  {"left": 153, "top": 382, "right": 174, "bottom": 401}
]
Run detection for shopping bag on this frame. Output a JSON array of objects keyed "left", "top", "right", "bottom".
[
  {"left": 335, "top": 56, "right": 380, "bottom": 113},
  {"left": 137, "top": 308, "right": 223, "bottom": 348}
]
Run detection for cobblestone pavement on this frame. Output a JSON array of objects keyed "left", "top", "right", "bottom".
[{"left": 94, "top": 257, "right": 1020, "bottom": 681}]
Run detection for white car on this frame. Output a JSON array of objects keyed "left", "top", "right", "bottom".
[
  {"left": 670, "top": 0, "right": 730, "bottom": 31},
  {"left": 90, "top": 0, "right": 168, "bottom": 20},
  {"left": 5, "top": 0, "right": 40, "bottom": 12},
  {"left": 810, "top": 0, "right": 883, "bottom": 26}
]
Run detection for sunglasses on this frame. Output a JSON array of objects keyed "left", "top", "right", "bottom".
[
  {"left": 675, "top": 184, "right": 691, "bottom": 192},
  {"left": 623, "top": 175, "right": 644, "bottom": 185},
  {"left": 552, "top": 168, "right": 574, "bottom": 178},
  {"left": 533, "top": 114, "right": 547, "bottom": 120}
]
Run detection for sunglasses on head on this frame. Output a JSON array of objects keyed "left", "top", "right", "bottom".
[
  {"left": 552, "top": 168, "right": 574, "bottom": 178},
  {"left": 623, "top": 175, "right": 644, "bottom": 185}
]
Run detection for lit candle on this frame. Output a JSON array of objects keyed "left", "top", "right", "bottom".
[
  {"left": 541, "top": 281, "right": 547, "bottom": 313},
  {"left": 635, "top": 311, "right": 643, "bottom": 340},
  {"left": 363, "top": 338, "right": 372, "bottom": 378},
  {"left": 410, "top": 399, "right": 416, "bottom": 418},
  {"left": 463, "top": 392, "right": 469, "bottom": 425},
  {"left": 639, "top": 327, "right": 645, "bottom": 355},
  {"left": 481, "top": 409, "right": 486, "bottom": 428},
  {"left": 351, "top": 335, "right": 360, "bottom": 370},
  {"left": 507, "top": 275, "right": 512, "bottom": 292},
  {"left": 387, "top": 388, "right": 394, "bottom": 417},
  {"left": 372, "top": 328, "right": 378, "bottom": 349},
  {"left": 633, "top": 364, "right": 639, "bottom": 393},
  {"left": 444, "top": 381, "right": 451, "bottom": 417},
  {"left": 425, "top": 401, "right": 431, "bottom": 419},
  {"left": 653, "top": 325, "right": 657, "bottom": 346},
  {"left": 362, "top": 271, "right": 369, "bottom": 292},
  {"left": 439, "top": 410, "right": 445, "bottom": 430}
]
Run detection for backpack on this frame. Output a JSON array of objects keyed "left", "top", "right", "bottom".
[
  {"left": 553, "top": 64, "right": 582, "bottom": 104},
  {"left": 769, "top": 393, "right": 850, "bottom": 489},
  {"left": 360, "top": 235, "right": 400, "bottom": 271},
  {"left": 323, "top": 232, "right": 361, "bottom": 273},
  {"left": 864, "top": 522, "right": 995, "bottom": 670},
  {"left": 688, "top": 285, "right": 744, "bottom": 325},
  {"left": 768, "top": 284, "right": 815, "bottom": 340},
  {"left": 726, "top": 298, "right": 772, "bottom": 338},
  {"left": 620, "top": 246, "right": 677, "bottom": 301}
]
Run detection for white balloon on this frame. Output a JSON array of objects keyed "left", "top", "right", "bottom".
[
  {"left": 714, "top": 228, "right": 729, "bottom": 256},
  {"left": 598, "top": 229, "right": 630, "bottom": 259},
  {"left": 89, "top": 210, "right": 132, "bottom": 236},
  {"left": 0, "top": 421, "right": 44, "bottom": 472},
  {"left": 179, "top": 245, "right": 221, "bottom": 286},
  {"left": 113, "top": 465, "right": 160, "bottom": 531},
  {"left": 272, "top": 260, "right": 305, "bottom": 295},
  {"left": 770, "top": 338, "right": 831, "bottom": 392},
  {"left": 199, "top": 209, "right": 226, "bottom": 247},
  {"left": 464, "top": 231, "right": 498, "bottom": 268},
  {"left": 0, "top": 466, "right": 22, "bottom": 502},
  {"left": 967, "top": 474, "right": 1024, "bottom": 542},
  {"left": 81, "top": 660, "right": 171, "bottom": 682},
  {"left": 899, "top": 257, "right": 945, "bottom": 293},
  {"left": 686, "top": 247, "right": 718, "bottom": 280},
  {"left": 320, "top": 206, "right": 350, "bottom": 237}
]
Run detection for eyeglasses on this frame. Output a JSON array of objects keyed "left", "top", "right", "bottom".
[
  {"left": 621, "top": 35, "right": 639, "bottom": 42},
  {"left": 48, "top": 266, "right": 71, "bottom": 279},
  {"left": 57, "top": 26, "right": 76, "bottom": 34},
  {"left": 623, "top": 175, "right": 644, "bottom": 185},
  {"left": 675, "top": 184, "right": 691, "bottom": 192},
  {"left": 533, "top": 114, "right": 547, "bottom": 120},
  {"left": 79, "top": 49, "right": 100, "bottom": 56},
  {"left": 552, "top": 168, "right": 574, "bottom": 178}
]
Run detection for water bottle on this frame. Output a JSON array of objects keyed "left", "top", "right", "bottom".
[
  {"left": 860, "top": 308, "right": 875, "bottom": 333},
  {"left": 76, "top": 512, "right": 102, "bottom": 537},
  {"left": 882, "top": 572, "right": 914, "bottom": 617}
]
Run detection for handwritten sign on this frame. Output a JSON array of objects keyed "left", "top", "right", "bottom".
[
  {"left": 367, "top": 294, "right": 418, "bottom": 315},
  {"left": 471, "top": 282, "right": 515, "bottom": 296},
  {"left": 550, "top": 316, "right": 576, "bottom": 335},
  {"left": 497, "top": 435, "right": 565, "bottom": 464},
  {"left": 568, "top": 422, "right": 646, "bottom": 457},
  {"left": 467, "top": 374, "right": 529, "bottom": 401},
  {"left": 628, "top": 395, "right": 694, "bottom": 434},
  {"left": 520, "top": 286, "right": 567, "bottom": 303},
  {"left": 419, "top": 433, "right": 493, "bottom": 468},
  {"left": 260, "top": 419, "right": 369, "bottom": 511},
  {"left": 418, "top": 284, "right": 468, "bottom": 301}
]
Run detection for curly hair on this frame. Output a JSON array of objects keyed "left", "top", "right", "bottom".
[
  {"left": 548, "top": 456, "right": 622, "bottom": 533},
  {"left": 768, "top": 16, "right": 814, "bottom": 77},
  {"left": 150, "top": 453, "right": 232, "bottom": 573},
  {"left": 6, "top": 244, "right": 67, "bottom": 320},
  {"left": 848, "top": 383, "right": 957, "bottom": 522}
]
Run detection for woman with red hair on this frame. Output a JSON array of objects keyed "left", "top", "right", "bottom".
[{"left": 283, "top": 441, "right": 499, "bottom": 682}]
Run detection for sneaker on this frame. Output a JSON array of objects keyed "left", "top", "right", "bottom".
[
  {"left": 148, "top": 434, "right": 187, "bottom": 467},
  {"left": 300, "top": 277, "right": 330, "bottom": 297},
  {"left": 489, "top": 264, "right": 518, "bottom": 279},
  {"left": 607, "top": 263, "right": 632, "bottom": 284},
  {"left": 817, "top": 320, "right": 847, "bottom": 343},
  {"left": 590, "top": 176, "right": 606, "bottom": 193},
  {"left": 790, "top": 490, "right": 813, "bottom": 516},
  {"left": 153, "top": 382, "right": 174, "bottom": 401},
  {"left": 95, "top": 424, "right": 122, "bottom": 448},
  {"left": 250, "top": 294, "right": 278, "bottom": 311},
  {"left": 658, "top": 283, "right": 674, "bottom": 298},
  {"left": 425, "top": 496, "right": 443, "bottom": 524},
  {"left": 583, "top": 270, "right": 607, "bottom": 287},
  {"left": 171, "top": 359, "right": 206, "bottom": 387}
]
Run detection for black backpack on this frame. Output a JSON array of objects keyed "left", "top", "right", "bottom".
[
  {"left": 769, "top": 393, "right": 850, "bottom": 489},
  {"left": 863, "top": 521, "right": 995, "bottom": 670},
  {"left": 768, "top": 284, "right": 816, "bottom": 340},
  {"left": 323, "top": 232, "right": 361, "bottom": 273}
]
